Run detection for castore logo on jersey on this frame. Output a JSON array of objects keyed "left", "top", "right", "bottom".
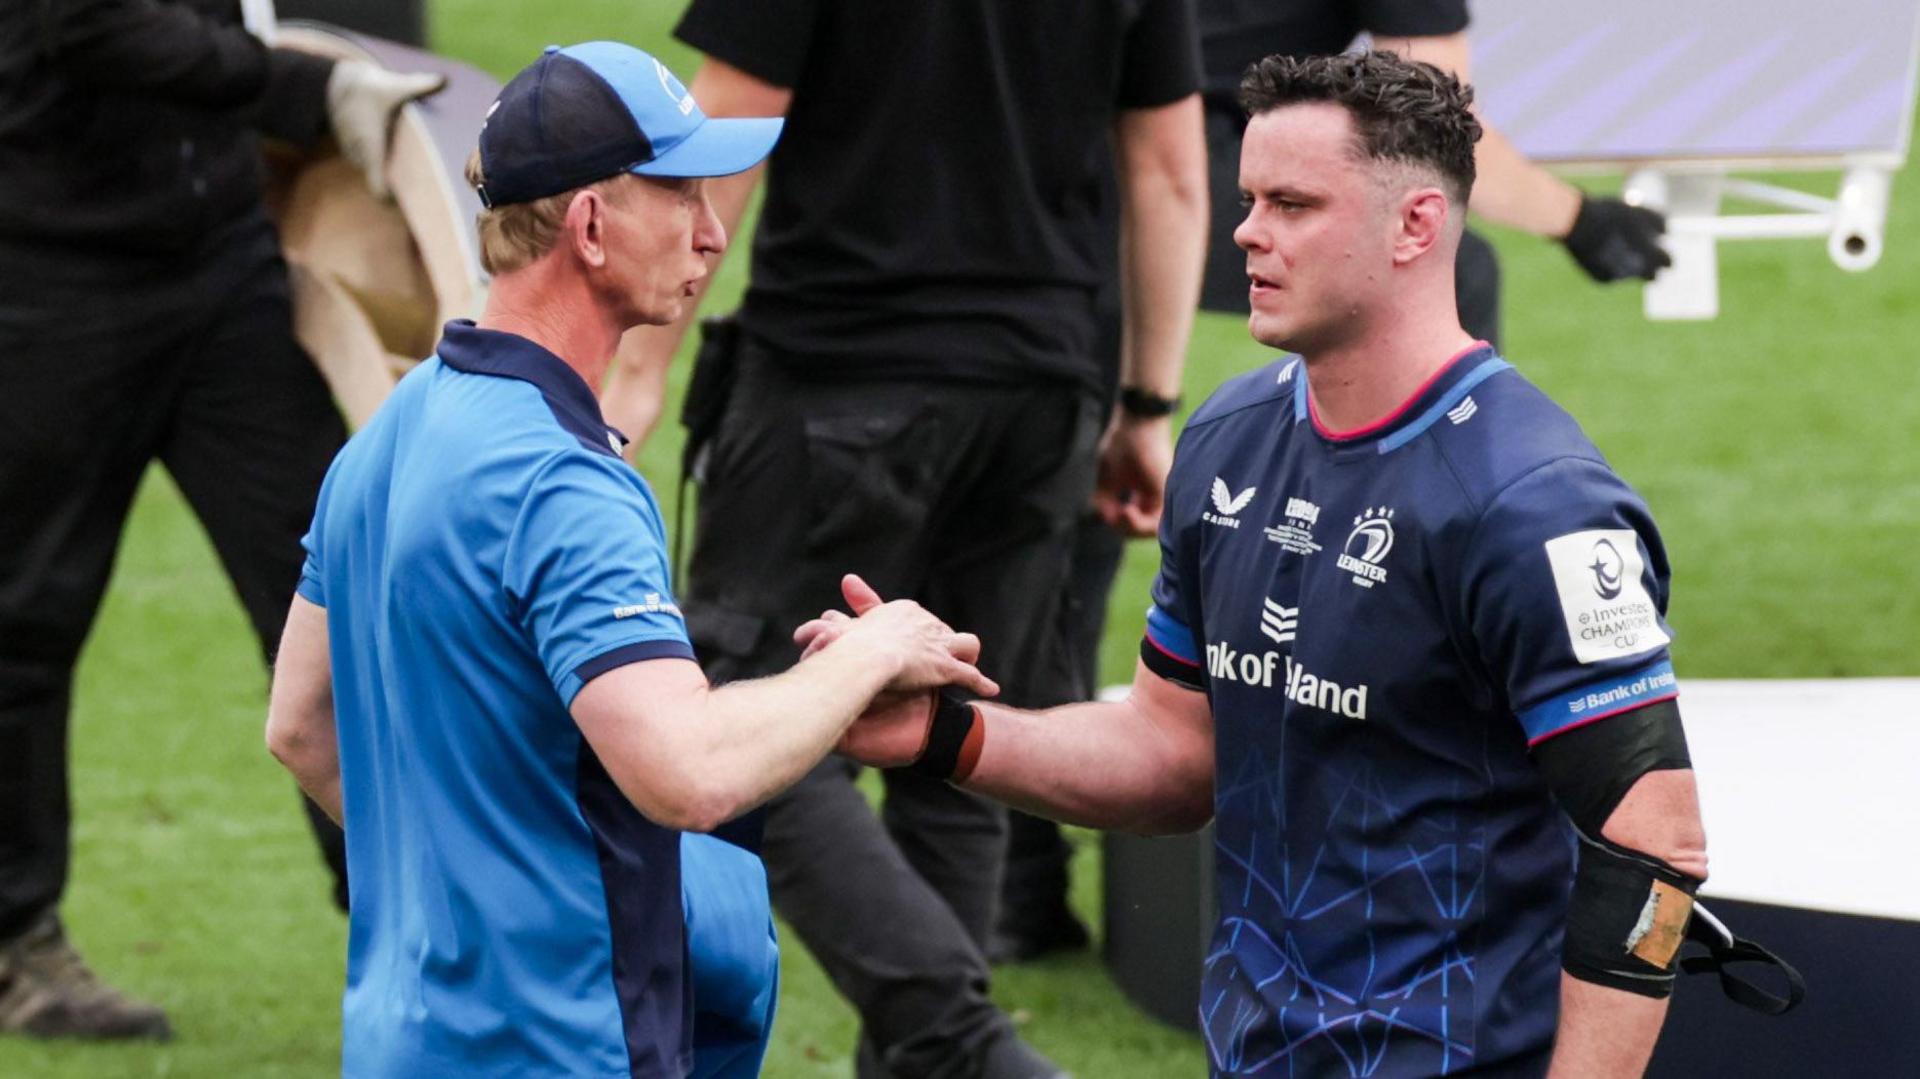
[{"left": 1203, "top": 478, "right": 1256, "bottom": 529}]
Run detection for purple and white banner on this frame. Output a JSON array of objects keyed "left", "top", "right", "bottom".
[{"left": 1472, "top": 0, "right": 1920, "bottom": 163}]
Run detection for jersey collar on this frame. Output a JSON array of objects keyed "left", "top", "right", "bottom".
[
  {"left": 1295, "top": 341, "right": 1510, "bottom": 455},
  {"left": 435, "top": 320, "right": 630, "bottom": 457}
]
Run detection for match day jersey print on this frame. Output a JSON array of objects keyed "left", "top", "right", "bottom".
[{"left": 1142, "top": 346, "right": 1678, "bottom": 1077}]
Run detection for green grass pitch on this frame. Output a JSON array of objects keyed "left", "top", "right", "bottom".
[{"left": 2, "top": 2, "right": 1915, "bottom": 1074}]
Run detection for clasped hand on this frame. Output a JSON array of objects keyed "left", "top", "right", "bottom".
[{"left": 792, "top": 575, "right": 995, "bottom": 767}]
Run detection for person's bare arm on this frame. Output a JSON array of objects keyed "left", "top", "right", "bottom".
[
  {"left": 1377, "top": 32, "right": 1582, "bottom": 239},
  {"left": 830, "top": 649, "right": 1215, "bottom": 835},
  {"left": 1548, "top": 768, "right": 1708, "bottom": 1077},
  {"left": 572, "top": 584, "right": 994, "bottom": 833},
  {"left": 966, "top": 661, "right": 1214, "bottom": 834},
  {"left": 265, "top": 596, "right": 342, "bottom": 823},
  {"left": 1099, "top": 94, "right": 1208, "bottom": 536},
  {"left": 601, "top": 59, "right": 792, "bottom": 452}
]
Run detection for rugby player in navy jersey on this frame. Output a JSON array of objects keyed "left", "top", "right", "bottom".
[{"left": 813, "top": 51, "right": 1721, "bottom": 1077}]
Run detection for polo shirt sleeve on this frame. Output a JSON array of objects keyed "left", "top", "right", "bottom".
[
  {"left": 675, "top": 0, "right": 819, "bottom": 90},
  {"left": 1458, "top": 456, "right": 1678, "bottom": 747},
  {"left": 503, "top": 453, "right": 696, "bottom": 707},
  {"left": 1118, "top": 0, "right": 1203, "bottom": 109},
  {"left": 1359, "top": 0, "right": 1471, "bottom": 38},
  {"left": 1142, "top": 444, "right": 1208, "bottom": 691},
  {"left": 295, "top": 461, "right": 337, "bottom": 608},
  {"left": 297, "top": 533, "right": 326, "bottom": 608}
]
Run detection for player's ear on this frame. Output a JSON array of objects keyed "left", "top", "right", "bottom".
[
  {"left": 1392, "top": 186, "right": 1450, "bottom": 266},
  {"left": 564, "top": 188, "right": 610, "bottom": 269}
]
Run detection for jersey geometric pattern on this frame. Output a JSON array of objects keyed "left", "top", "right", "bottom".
[{"left": 1147, "top": 346, "right": 1678, "bottom": 1076}]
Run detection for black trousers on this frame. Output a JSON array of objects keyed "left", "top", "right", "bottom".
[
  {"left": 0, "top": 211, "right": 349, "bottom": 940},
  {"left": 685, "top": 343, "right": 1102, "bottom": 1078},
  {"left": 998, "top": 509, "right": 1124, "bottom": 936}
]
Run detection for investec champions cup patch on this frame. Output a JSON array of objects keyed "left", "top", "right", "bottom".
[{"left": 1544, "top": 529, "right": 1669, "bottom": 664}]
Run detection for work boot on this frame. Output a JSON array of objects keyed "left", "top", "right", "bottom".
[{"left": 0, "top": 914, "right": 171, "bottom": 1041}]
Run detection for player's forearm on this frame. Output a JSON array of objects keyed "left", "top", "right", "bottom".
[
  {"left": 1468, "top": 125, "right": 1582, "bottom": 239},
  {"left": 964, "top": 697, "right": 1213, "bottom": 835},
  {"left": 1546, "top": 973, "right": 1668, "bottom": 1078},
  {"left": 1115, "top": 96, "right": 1207, "bottom": 397}
]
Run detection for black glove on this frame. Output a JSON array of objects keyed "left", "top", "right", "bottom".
[{"left": 1562, "top": 195, "right": 1671, "bottom": 283}]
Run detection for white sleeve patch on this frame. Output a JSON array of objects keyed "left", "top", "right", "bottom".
[{"left": 1543, "top": 529, "right": 1671, "bottom": 664}]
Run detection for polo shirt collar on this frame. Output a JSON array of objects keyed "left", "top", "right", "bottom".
[{"left": 435, "top": 320, "right": 630, "bottom": 455}]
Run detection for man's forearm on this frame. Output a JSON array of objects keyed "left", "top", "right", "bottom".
[
  {"left": 1467, "top": 124, "right": 1582, "bottom": 239},
  {"left": 1547, "top": 973, "right": 1669, "bottom": 1077},
  {"left": 1115, "top": 96, "right": 1207, "bottom": 398},
  {"left": 300, "top": 772, "right": 344, "bottom": 826},
  {"left": 583, "top": 644, "right": 902, "bottom": 833},
  {"left": 267, "top": 716, "right": 343, "bottom": 823},
  {"left": 963, "top": 690, "right": 1212, "bottom": 835},
  {"left": 691, "top": 645, "right": 897, "bottom": 818}
]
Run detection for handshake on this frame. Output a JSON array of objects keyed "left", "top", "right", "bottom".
[{"left": 791, "top": 575, "right": 995, "bottom": 773}]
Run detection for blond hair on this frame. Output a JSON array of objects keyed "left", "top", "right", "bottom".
[{"left": 463, "top": 150, "right": 635, "bottom": 275}]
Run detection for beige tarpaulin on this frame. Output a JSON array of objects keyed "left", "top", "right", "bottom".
[{"left": 265, "top": 23, "right": 496, "bottom": 427}]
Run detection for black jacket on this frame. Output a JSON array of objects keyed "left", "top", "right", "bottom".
[{"left": 0, "top": 0, "right": 335, "bottom": 261}]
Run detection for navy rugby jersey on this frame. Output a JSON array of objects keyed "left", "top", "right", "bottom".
[{"left": 1144, "top": 344, "right": 1679, "bottom": 1077}]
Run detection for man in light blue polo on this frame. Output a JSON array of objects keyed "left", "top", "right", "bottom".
[{"left": 264, "top": 43, "right": 997, "bottom": 1078}]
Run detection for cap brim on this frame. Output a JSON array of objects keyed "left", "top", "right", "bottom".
[{"left": 631, "top": 116, "right": 784, "bottom": 179}]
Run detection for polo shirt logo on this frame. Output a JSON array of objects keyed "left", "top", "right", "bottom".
[{"left": 613, "top": 593, "right": 681, "bottom": 619}]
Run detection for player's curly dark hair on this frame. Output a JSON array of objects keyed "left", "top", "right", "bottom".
[{"left": 1239, "top": 50, "right": 1482, "bottom": 205}]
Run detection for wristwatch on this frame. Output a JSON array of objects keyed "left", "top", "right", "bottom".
[{"left": 1118, "top": 386, "right": 1181, "bottom": 418}]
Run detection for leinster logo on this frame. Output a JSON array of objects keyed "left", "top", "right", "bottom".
[
  {"left": 1203, "top": 478, "right": 1257, "bottom": 529},
  {"left": 1335, "top": 507, "right": 1394, "bottom": 588},
  {"left": 1589, "top": 538, "right": 1626, "bottom": 600}
]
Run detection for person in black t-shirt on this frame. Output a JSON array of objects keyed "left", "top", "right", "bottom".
[
  {"left": 599, "top": 3, "right": 1207, "bottom": 1076},
  {"left": 0, "top": 0, "right": 439, "bottom": 1041},
  {"left": 1194, "top": 0, "right": 1671, "bottom": 336}
]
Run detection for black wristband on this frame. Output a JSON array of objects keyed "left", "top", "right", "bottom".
[
  {"left": 910, "top": 691, "right": 979, "bottom": 780},
  {"left": 1119, "top": 386, "right": 1181, "bottom": 418}
]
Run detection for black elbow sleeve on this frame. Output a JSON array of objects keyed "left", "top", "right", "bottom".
[{"left": 1532, "top": 698, "right": 1691, "bottom": 835}]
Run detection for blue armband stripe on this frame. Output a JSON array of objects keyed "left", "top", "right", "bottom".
[
  {"left": 1521, "top": 658, "right": 1678, "bottom": 745},
  {"left": 1144, "top": 605, "right": 1200, "bottom": 666}
]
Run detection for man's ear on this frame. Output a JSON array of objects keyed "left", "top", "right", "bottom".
[
  {"left": 565, "top": 189, "right": 609, "bottom": 268},
  {"left": 1393, "top": 186, "right": 1451, "bottom": 266}
]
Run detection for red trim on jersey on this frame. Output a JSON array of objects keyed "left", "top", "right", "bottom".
[
  {"left": 1308, "top": 340, "right": 1491, "bottom": 440},
  {"left": 1526, "top": 692, "right": 1680, "bottom": 748}
]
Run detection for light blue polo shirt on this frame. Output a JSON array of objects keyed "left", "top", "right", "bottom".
[{"left": 297, "top": 320, "right": 696, "bottom": 1078}]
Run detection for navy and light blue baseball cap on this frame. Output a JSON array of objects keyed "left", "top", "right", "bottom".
[{"left": 475, "top": 42, "right": 783, "bottom": 208}]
